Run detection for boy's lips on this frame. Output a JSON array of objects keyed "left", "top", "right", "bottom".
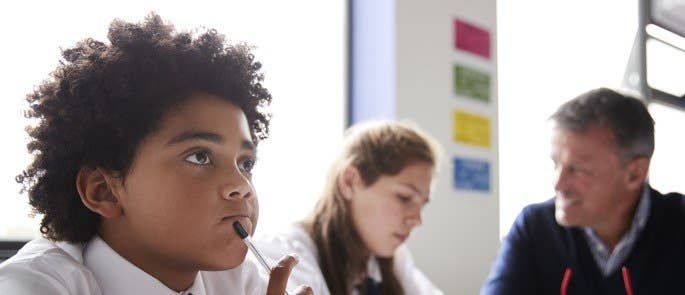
[
  {"left": 222, "top": 213, "right": 251, "bottom": 219},
  {"left": 221, "top": 213, "right": 252, "bottom": 225},
  {"left": 220, "top": 206, "right": 253, "bottom": 223},
  {"left": 221, "top": 214, "right": 253, "bottom": 233},
  {"left": 221, "top": 214, "right": 252, "bottom": 223}
]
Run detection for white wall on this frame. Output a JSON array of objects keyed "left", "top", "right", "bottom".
[{"left": 396, "top": 1, "right": 499, "bottom": 294}]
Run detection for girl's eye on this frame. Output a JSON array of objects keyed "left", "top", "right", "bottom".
[
  {"left": 397, "top": 194, "right": 412, "bottom": 203},
  {"left": 240, "top": 158, "right": 256, "bottom": 173},
  {"left": 185, "top": 151, "right": 212, "bottom": 165}
]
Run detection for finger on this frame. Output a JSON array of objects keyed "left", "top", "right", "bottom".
[
  {"left": 292, "top": 285, "right": 313, "bottom": 295},
  {"left": 266, "top": 253, "right": 299, "bottom": 295}
]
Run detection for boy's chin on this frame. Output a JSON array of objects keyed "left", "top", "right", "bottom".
[{"left": 200, "top": 246, "right": 249, "bottom": 271}]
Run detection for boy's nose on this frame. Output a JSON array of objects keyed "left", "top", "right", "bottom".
[
  {"left": 221, "top": 174, "right": 252, "bottom": 200},
  {"left": 222, "top": 185, "right": 252, "bottom": 199}
]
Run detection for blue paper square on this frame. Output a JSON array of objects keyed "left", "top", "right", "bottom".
[{"left": 453, "top": 157, "right": 490, "bottom": 192}]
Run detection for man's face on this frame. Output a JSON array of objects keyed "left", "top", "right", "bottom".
[
  {"left": 551, "top": 125, "right": 632, "bottom": 229},
  {"left": 109, "top": 92, "right": 259, "bottom": 271}
]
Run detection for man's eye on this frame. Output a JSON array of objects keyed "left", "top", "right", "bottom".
[
  {"left": 240, "top": 158, "right": 256, "bottom": 173},
  {"left": 185, "top": 151, "right": 212, "bottom": 165}
]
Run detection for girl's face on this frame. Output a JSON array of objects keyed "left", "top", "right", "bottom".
[
  {"left": 346, "top": 161, "right": 433, "bottom": 257},
  {"left": 107, "top": 92, "right": 259, "bottom": 272}
]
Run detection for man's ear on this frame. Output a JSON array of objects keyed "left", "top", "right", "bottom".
[
  {"left": 75, "top": 167, "right": 124, "bottom": 219},
  {"left": 338, "top": 165, "right": 363, "bottom": 201},
  {"left": 625, "top": 157, "right": 650, "bottom": 190}
]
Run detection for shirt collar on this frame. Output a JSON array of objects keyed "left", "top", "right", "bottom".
[
  {"left": 83, "top": 235, "right": 206, "bottom": 295},
  {"left": 583, "top": 184, "right": 651, "bottom": 236},
  {"left": 54, "top": 240, "right": 86, "bottom": 264},
  {"left": 351, "top": 255, "right": 383, "bottom": 288},
  {"left": 582, "top": 184, "right": 651, "bottom": 275},
  {"left": 366, "top": 256, "right": 382, "bottom": 282}
]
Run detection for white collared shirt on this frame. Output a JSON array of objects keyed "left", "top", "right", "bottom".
[
  {"left": 0, "top": 235, "right": 267, "bottom": 294},
  {"left": 253, "top": 224, "right": 444, "bottom": 295}
]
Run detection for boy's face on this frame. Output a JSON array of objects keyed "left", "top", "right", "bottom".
[{"left": 107, "top": 92, "right": 258, "bottom": 271}]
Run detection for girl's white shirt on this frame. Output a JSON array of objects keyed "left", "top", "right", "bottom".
[{"left": 253, "top": 224, "right": 444, "bottom": 295}]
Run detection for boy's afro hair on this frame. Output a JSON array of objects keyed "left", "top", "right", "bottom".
[{"left": 16, "top": 13, "right": 271, "bottom": 242}]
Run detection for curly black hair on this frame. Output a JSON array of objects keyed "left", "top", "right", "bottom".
[{"left": 15, "top": 13, "right": 272, "bottom": 243}]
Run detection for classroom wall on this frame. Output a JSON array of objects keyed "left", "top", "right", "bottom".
[{"left": 396, "top": 1, "right": 499, "bottom": 294}]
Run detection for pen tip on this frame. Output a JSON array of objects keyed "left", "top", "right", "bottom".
[{"left": 232, "top": 221, "right": 249, "bottom": 239}]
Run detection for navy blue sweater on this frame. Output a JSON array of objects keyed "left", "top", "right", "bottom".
[{"left": 481, "top": 188, "right": 685, "bottom": 295}]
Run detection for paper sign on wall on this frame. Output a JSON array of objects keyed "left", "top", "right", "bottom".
[
  {"left": 454, "top": 19, "right": 491, "bottom": 59},
  {"left": 453, "top": 110, "right": 491, "bottom": 148},
  {"left": 454, "top": 64, "right": 490, "bottom": 102},
  {"left": 453, "top": 157, "right": 490, "bottom": 192}
]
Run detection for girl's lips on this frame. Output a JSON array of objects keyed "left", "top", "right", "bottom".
[{"left": 393, "top": 233, "right": 408, "bottom": 243}]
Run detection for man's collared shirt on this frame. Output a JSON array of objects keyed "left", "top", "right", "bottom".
[{"left": 582, "top": 185, "right": 651, "bottom": 276}]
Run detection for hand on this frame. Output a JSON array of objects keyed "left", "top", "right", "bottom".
[{"left": 266, "top": 254, "right": 313, "bottom": 295}]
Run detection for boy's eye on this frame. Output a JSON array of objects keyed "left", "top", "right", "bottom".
[
  {"left": 185, "top": 151, "right": 212, "bottom": 165},
  {"left": 240, "top": 158, "right": 256, "bottom": 173}
]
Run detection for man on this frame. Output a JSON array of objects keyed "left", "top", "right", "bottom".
[{"left": 482, "top": 88, "right": 685, "bottom": 294}]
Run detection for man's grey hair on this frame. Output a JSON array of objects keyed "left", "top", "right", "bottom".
[{"left": 550, "top": 88, "right": 655, "bottom": 164}]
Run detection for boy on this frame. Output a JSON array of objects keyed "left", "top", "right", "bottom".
[{"left": 0, "top": 13, "right": 311, "bottom": 295}]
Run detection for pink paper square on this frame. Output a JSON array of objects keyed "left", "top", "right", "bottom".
[{"left": 454, "top": 19, "right": 491, "bottom": 59}]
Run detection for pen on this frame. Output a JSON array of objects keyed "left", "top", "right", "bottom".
[{"left": 233, "top": 221, "right": 290, "bottom": 295}]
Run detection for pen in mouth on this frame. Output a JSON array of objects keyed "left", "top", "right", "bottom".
[
  {"left": 232, "top": 221, "right": 291, "bottom": 295},
  {"left": 233, "top": 220, "right": 250, "bottom": 239},
  {"left": 233, "top": 221, "right": 270, "bottom": 270},
  {"left": 232, "top": 221, "right": 271, "bottom": 271}
]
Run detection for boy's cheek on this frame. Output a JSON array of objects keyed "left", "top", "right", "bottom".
[{"left": 251, "top": 199, "right": 259, "bottom": 233}]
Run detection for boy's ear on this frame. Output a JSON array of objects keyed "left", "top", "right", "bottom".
[
  {"left": 338, "top": 165, "right": 363, "bottom": 201},
  {"left": 76, "top": 167, "right": 124, "bottom": 219}
]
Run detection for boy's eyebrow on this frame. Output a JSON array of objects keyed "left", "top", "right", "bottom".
[
  {"left": 165, "top": 131, "right": 257, "bottom": 152},
  {"left": 166, "top": 131, "right": 224, "bottom": 146}
]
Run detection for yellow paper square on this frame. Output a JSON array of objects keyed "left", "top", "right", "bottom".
[{"left": 453, "top": 110, "right": 491, "bottom": 148}]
